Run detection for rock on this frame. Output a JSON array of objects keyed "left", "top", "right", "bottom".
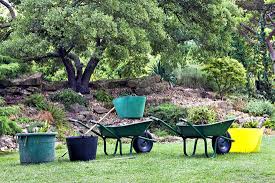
[
  {"left": 26, "top": 87, "right": 41, "bottom": 94},
  {"left": 94, "top": 106, "right": 109, "bottom": 114},
  {"left": 12, "top": 73, "right": 43, "bottom": 86},
  {"left": 0, "top": 136, "right": 17, "bottom": 151},
  {"left": 4, "top": 87, "right": 24, "bottom": 95},
  {"left": 135, "top": 87, "right": 152, "bottom": 95},
  {"left": 42, "top": 81, "right": 67, "bottom": 91},
  {"left": 68, "top": 103, "right": 87, "bottom": 113},
  {"left": 127, "top": 80, "right": 139, "bottom": 88}
]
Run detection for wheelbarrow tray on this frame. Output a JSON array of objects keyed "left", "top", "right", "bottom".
[
  {"left": 98, "top": 119, "right": 153, "bottom": 138},
  {"left": 176, "top": 119, "right": 234, "bottom": 138}
]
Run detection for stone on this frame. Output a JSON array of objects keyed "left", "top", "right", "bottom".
[
  {"left": 135, "top": 87, "right": 152, "bottom": 95},
  {"left": 93, "top": 106, "right": 109, "bottom": 114},
  {"left": 26, "top": 87, "right": 41, "bottom": 93},
  {"left": 42, "top": 81, "right": 67, "bottom": 91},
  {"left": 11, "top": 73, "right": 43, "bottom": 86},
  {"left": 68, "top": 103, "right": 87, "bottom": 113}
]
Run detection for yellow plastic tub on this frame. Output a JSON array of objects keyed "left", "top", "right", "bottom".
[{"left": 228, "top": 128, "right": 264, "bottom": 153}]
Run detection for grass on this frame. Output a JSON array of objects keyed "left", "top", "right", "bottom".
[{"left": 0, "top": 136, "right": 275, "bottom": 183}]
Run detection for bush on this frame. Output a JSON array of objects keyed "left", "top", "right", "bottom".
[
  {"left": 203, "top": 57, "right": 247, "bottom": 98},
  {"left": 25, "top": 93, "right": 48, "bottom": 110},
  {"left": 242, "top": 121, "right": 258, "bottom": 128},
  {"left": 244, "top": 99, "right": 274, "bottom": 116},
  {"left": 146, "top": 103, "right": 187, "bottom": 134},
  {"left": 0, "top": 55, "right": 30, "bottom": 80},
  {"left": 150, "top": 61, "right": 176, "bottom": 84},
  {"left": 187, "top": 106, "right": 217, "bottom": 125},
  {"left": 0, "top": 116, "right": 22, "bottom": 136},
  {"left": 0, "top": 105, "right": 21, "bottom": 116},
  {"left": 50, "top": 89, "right": 88, "bottom": 109},
  {"left": 174, "top": 64, "right": 216, "bottom": 90},
  {"left": 94, "top": 90, "right": 114, "bottom": 108},
  {"left": 94, "top": 90, "right": 114, "bottom": 103}
]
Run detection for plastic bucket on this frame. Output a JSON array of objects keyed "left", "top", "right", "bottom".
[
  {"left": 66, "top": 136, "right": 98, "bottom": 161},
  {"left": 113, "top": 96, "right": 146, "bottom": 119},
  {"left": 228, "top": 128, "right": 264, "bottom": 153},
  {"left": 16, "top": 133, "right": 57, "bottom": 164}
]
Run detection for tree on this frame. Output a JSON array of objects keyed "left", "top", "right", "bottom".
[
  {"left": 159, "top": 0, "right": 241, "bottom": 58},
  {"left": 203, "top": 57, "right": 247, "bottom": 98},
  {"left": 238, "top": 0, "right": 275, "bottom": 73},
  {"left": 1, "top": 0, "right": 168, "bottom": 93},
  {"left": 1, "top": 0, "right": 242, "bottom": 93}
]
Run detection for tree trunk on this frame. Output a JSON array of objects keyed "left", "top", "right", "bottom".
[{"left": 61, "top": 57, "right": 77, "bottom": 91}]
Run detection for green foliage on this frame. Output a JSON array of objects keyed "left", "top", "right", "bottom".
[
  {"left": 50, "top": 89, "right": 87, "bottom": 109},
  {"left": 94, "top": 90, "right": 114, "bottom": 103},
  {"left": 0, "top": 97, "right": 5, "bottom": 107},
  {"left": 16, "top": 117, "right": 33, "bottom": 124},
  {"left": 0, "top": 55, "right": 30, "bottom": 80},
  {"left": 203, "top": 57, "right": 247, "bottom": 98},
  {"left": 0, "top": 105, "right": 21, "bottom": 116},
  {"left": 0, "top": 116, "right": 22, "bottom": 136},
  {"left": 187, "top": 106, "right": 217, "bottom": 125},
  {"left": 147, "top": 103, "right": 187, "bottom": 134},
  {"left": 263, "top": 118, "right": 275, "bottom": 129},
  {"left": 174, "top": 64, "right": 216, "bottom": 90},
  {"left": 150, "top": 61, "right": 176, "bottom": 84},
  {"left": 244, "top": 99, "right": 274, "bottom": 116},
  {"left": 25, "top": 93, "right": 49, "bottom": 110},
  {"left": 242, "top": 121, "right": 258, "bottom": 128}
]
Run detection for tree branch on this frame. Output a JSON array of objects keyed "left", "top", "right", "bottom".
[
  {"left": 0, "top": 0, "right": 16, "bottom": 29},
  {"left": 22, "top": 52, "right": 60, "bottom": 61}
]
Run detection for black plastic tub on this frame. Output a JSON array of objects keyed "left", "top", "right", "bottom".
[{"left": 66, "top": 136, "right": 98, "bottom": 161}]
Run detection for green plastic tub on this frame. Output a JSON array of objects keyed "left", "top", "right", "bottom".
[
  {"left": 113, "top": 96, "right": 146, "bottom": 119},
  {"left": 16, "top": 133, "right": 57, "bottom": 164}
]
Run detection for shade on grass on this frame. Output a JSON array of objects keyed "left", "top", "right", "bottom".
[{"left": 0, "top": 136, "right": 274, "bottom": 183}]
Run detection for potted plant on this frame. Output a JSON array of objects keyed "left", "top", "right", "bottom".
[
  {"left": 228, "top": 120, "right": 264, "bottom": 153},
  {"left": 16, "top": 121, "right": 57, "bottom": 164}
]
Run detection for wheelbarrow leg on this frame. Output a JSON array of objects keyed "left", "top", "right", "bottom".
[
  {"left": 103, "top": 138, "right": 108, "bottom": 156},
  {"left": 192, "top": 138, "right": 198, "bottom": 156},
  {"left": 130, "top": 138, "right": 135, "bottom": 155},
  {"left": 183, "top": 138, "right": 189, "bottom": 156},
  {"left": 203, "top": 138, "right": 210, "bottom": 158},
  {"left": 119, "top": 140, "right": 123, "bottom": 156},
  {"left": 183, "top": 138, "right": 198, "bottom": 156},
  {"left": 114, "top": 139, "right": 119, "bottom": 155}
]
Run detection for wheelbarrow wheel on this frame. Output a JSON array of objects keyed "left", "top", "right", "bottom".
[
  {"left": 133, "top": 131, "right": 153, "bottom": 153},
  {"left": 212, "top": 132, "right": 232, "bottom": 154}
]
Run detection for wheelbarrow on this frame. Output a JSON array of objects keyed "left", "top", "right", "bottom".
[
  {"left": 75, "top": 119, "right": 156, "bottom": 156},
  {"left": 150, "top": 117, "right": 235, "bottom": 158}
]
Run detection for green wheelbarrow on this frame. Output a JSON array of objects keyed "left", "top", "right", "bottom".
[
  {"left": 74, "top": 119, "right": 156, "bottom": 156},
  {"left": 150, "top": 117, "right": 235, "bottom": 158}
]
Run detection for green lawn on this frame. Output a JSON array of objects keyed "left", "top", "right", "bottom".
[{"left": 0, "top": 136, "right": 275, "bottom": 183}]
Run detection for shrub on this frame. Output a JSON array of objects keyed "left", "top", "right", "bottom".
[
  {"left": 0, "top": 105, "right": 21, "bottom": 116},
  {"left": 174, "top": 64, "right": 216, "bottom": 90},
  {"left": 25, "top": 94, "right": 48, "bottom": 110},
  {"left": 0, "top": 55, "right": 30, "bottom": 80},
  {"left": 94, "top": 90, "right": 114, "bottom": 103},
  {"left": 0, "top": 116, "right": 22, "bottom": 136},
  {"left": 50, "top": 89, "right": 88, "bottom": 109},
  {"left": 243, "top": 99, "right": 274, "bottom": 116},
  {"left": 94, "top": 90, "right": 114, "bottom": 108},
  {"left": 263, "top": 118, "right": 275, "bottom": 129},
  {"left": 150, "top": 61, "right": 176, "bottom": 84},
  {"left": 187, "top": 106, "right": 217, "bottom": 125},
  {"left": 146, "top": 103, "right": 187, "bottom": 134},
  {"left": 203, "top": 57, "right": 246, "bottom": 98},
  {"left": 242, "top": 121, "right": 258, "bottom": 128}
]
